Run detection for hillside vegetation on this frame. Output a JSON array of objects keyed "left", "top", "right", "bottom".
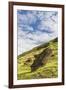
[{"left": 17, "top": 38, "right": 58, "bottom": 80}]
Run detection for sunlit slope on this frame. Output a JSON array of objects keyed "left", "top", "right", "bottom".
[{"left": 17, "top": 38, "right": 58, "bottom": 79}]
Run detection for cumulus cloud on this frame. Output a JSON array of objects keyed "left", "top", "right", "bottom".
[{"left": 17, "top": 10, "right": 58, "bottom": 55}]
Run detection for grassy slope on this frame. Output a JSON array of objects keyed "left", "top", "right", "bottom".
[{"left": 17, "top": 38, "right": 58, "bottom": 80}]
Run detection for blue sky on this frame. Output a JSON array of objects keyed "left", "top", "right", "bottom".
[{"left": 17, "top": 10, "right": 58, "bottom": 55}]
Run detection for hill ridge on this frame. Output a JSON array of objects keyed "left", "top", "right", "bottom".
[
  {"left": 18, "top": 38, "right": 58, "bottom": 58},
  {"left": 17, "top": 37, "right": 58, "bottom": 79}
]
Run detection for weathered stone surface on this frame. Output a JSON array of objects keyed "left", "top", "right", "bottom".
[{"left": 31, "top": 48, "right": 53, "bottom": 72}]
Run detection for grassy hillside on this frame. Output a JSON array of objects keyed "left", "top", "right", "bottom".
[{"left": 17, "top": 38, "right": 58, "bottom": 80}]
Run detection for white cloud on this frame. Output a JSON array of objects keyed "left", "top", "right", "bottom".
[
  {"left": 17, "top": 10, "right": 58, "bottom": 55},
  {"left": 18, "top": 30, "right": 57, "bottom": 55}
]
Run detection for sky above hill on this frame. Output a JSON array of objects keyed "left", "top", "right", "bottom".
[{"left": 17, "top": 10, "right": 58, "bottom": 55}]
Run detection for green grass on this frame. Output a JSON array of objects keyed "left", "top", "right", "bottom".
[{"left": 17, "top": 38, "right": 58, "bottom": 80}]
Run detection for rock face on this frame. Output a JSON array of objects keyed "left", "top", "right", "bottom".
[{"left": 31, "top": 48, "right": 53, "bottom": 72}]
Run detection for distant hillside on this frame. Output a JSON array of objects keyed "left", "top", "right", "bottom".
[{"left": 17, "top": 38, "right": 58, "bottom": 80}]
